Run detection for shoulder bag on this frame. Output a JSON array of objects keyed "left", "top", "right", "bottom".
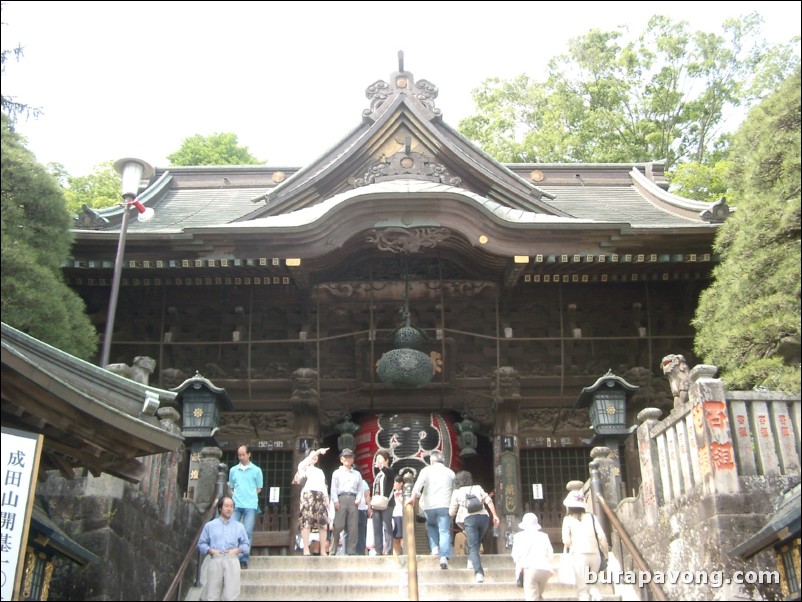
[
  {"left": 464, "top": 486, "right": 484, "bottom": 513},
  {"left": 370, "top": 494, "right": 389, "bottom": 510},
  {"left": 370, "top": 471, "right": 389, "bottom": 510}
]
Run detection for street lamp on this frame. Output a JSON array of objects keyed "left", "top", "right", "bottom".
[{"left": 99, "top": 158, "right": 154, "bottom": 367}]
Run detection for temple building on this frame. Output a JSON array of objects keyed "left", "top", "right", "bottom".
[{"left": 66, "top": 56, "right": 731, "bottom": 547}]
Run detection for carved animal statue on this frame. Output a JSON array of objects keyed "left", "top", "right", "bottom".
[
  {"left": 160, "top": 368, "right": 188, "bottom": 389},
  {"left": 661, "top": 354, "right": 690, "bottom": 409},
  {"left": 104, "top": 356, "right": 157, "bottom": 385},
  {"left": 492, "top": 366, "right": 521, "bottom": 400}
]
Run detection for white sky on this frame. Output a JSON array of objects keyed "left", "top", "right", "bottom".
[{"left": 2, "top": 1, "right": 800, "bottom": 176}]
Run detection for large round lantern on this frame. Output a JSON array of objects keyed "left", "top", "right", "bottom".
[
  {"left": 376, "top": 325, "right": 433, "bottom": 388},
  {"left": 354, "top": 412, "right": 462, "bottom": 481}
]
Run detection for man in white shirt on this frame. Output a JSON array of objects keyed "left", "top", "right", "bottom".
[
  {"left": 330, "top": 448, "right": 363, "bottom": 555},
  {"left": 408, "top": 451, "right": 455, "bottom": 569}
]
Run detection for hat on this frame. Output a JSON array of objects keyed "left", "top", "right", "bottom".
[
  {"left": 563, "top": 491, "right": 586, "bottom": 509},
  {"left": 339, "top": 448, "right": 354, "bottom": 457},
  {"left": 518, "top": 513, "right": 541, "bottom": 531},
  {"left": 429, "top": 451, "right": 444, "bottom": 464}
]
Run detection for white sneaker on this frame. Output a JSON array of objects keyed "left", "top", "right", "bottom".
[
  {"left": 475, "top": 573, "right": 484, "bottom": 583},
  {"left": 466, "top": 559, "right": 473, "bottom": 570},
  {"left": 431, "top": 547, "right": 440, "bottom": 556},
  {"left": 439, "top": 557, "right": 448, "bottom": 569}
]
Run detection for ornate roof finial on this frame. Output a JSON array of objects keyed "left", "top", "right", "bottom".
[{"left": 363, "top": 52, "right": 441, "bottom": 119}]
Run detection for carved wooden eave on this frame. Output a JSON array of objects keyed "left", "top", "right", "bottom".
[
  {"left": 629, "top": 168, "right": 732, "bottom": 223},
  {"left": 243, "top": 64, "right": 568, "bottom": 220},
  {"left": 1, "top": 323, "right": 182, "bottom": 483},
  {"left": 182, "top": 179, "right": 631, "bottom": 287}
]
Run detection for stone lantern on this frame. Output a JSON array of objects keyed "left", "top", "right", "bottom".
[
  {"left": 173, "top": 372, "right": 234, "bottom": 441},
  {"left": 172, "top": 372, "right": 234, "bottom": 508},
  {"left": 575, "top": 369, "right": 638, "bottom": 438}
]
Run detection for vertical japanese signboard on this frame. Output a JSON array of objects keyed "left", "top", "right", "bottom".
[{"left": 1, "top": 427, "right": 43, "bottom": 601}]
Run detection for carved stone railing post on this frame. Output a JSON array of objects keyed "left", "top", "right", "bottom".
[
  {"left": 636, "top": 408, "right": 663, "bottom": 525},
  {"left": 590, "top": 446, "right": 621, "bottom": 509},
  {"left": 195, "top": 446, "right": 224, "bottom": 512},
  {"left": 588, "top": 460, "right": 609, "bottom": 540},
  {"left": 214, "top": 462, "right": 228, "bottom": 501},
  {"left": 689, "top": 365, "right": 739, "bottom": 496}
]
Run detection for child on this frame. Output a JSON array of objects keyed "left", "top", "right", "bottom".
[{"left": 391, "top": 475, "right": 405, "bottom": 555}]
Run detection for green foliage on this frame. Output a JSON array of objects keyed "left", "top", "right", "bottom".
[
  {"left": 693, "top": 68, "right": 801, "bottom": 392},
  {"left": 458, "top": 13, "right": 799, "bottom": 171},
  {"left": 60, "top": 161, "right": 122, "bottom": 215},
  {"left": 1, "top": 113, "right": 98, "bottom": 359},
  {"left": 668, "top": 160, "right": 733, "bottom": 202},
  {"left": 167, "top": 132, "right": 263, "bottom": 166}
]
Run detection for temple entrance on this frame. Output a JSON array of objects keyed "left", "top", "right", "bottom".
[{"left": 518, "top": 447, "right": 594, "bottom": 549}]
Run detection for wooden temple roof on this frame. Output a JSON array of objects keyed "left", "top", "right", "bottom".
[
  {"left": 1, "top": 323, "right": 182, "bottom": 483},
  {"left": 69, "top": 58, "right": 731, "bottom": 286}
]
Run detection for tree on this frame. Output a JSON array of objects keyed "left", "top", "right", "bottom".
[
  {"left": 458, "top": 14, "right": 798, "bottom": 171},
  {"left": 693, "top": 67, "right": 801, "bottom": 392},
  {"left": 167, "top": 132, "right": 262, "bottom": 166},
  {"left": 1, "top": 3, "right": 41, "bottom": 122},
  {"left": 1, "top": 112, "right": 98, "bottom": 359},
  {"left": 60, "top": 160, "right": 122, "bottom": 215}
]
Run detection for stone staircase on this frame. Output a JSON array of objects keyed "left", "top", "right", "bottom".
[{"left": 186, "top": 553, "right": 622, "bottom": 601}]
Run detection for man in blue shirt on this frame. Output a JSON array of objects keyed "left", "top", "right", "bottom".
[
  {"left": 198, "top": 497, "right": 250, "bottom": 601},
  {"left": 228, "top": 445, "right": 263, "bottom": 568}
]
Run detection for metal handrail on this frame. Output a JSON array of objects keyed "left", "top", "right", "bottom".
[
  {"left": 162, "top": 497, "right": 220, "bottom": 601},
  {"left": 402, "top": 472, "right": 419, "bottom": 601},
  {"left": 403, "top": 501, "right": 419, "bottom": 601},
  {"left": 594, "top": 494, "right": 667, "bottom": 602}
]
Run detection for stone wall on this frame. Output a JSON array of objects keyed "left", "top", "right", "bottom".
[
  {"left": 35, "top": 449, "right": 207, "bottom": 601},
  {"left": 615, "top": 475, "right": 793, "bottom": 600},
  {"left": 40, "top": 478, "right": 199, "bottom": 600},
  {"left": 607, "top": 365, "right": 801, "bottom": 601}
]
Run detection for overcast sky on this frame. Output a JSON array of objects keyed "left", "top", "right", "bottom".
[{"left": 3, "top": 1, "right": 800, "bottom": 176}]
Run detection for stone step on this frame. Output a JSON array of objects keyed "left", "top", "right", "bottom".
[{"left": 186, "top": 553, "right": 621, "bottom": 601}]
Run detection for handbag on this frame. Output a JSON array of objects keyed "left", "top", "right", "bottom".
[
  {"left": 464, "top": 486, "right": 484, "bottom": 513},
  {"left": 591, "top": 515, "right": 608, "bottom": 571},
  {"left": 558, "top": 548, "right": 576, "bottom": 585},
  {"left": 370, "top": 495, "right": 389, "bottom": 511}
]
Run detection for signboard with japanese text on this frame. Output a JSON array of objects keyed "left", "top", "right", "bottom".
[{"left": 1, "top": 427, "right": 43, "bottom": 601}]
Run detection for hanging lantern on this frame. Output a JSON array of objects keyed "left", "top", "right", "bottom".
[
  {"left": 376, "top": 279, "right": 433, "bottom": 388},
  {"left": 575, "top": 369, "right": 638, "bottom": 437},
  {"left": 335, "top": 413, "right": 359, "bottom": 452},
  {"left": 355, "top": 412, "right": 462, "bottom": 480},
  {"left": 456, "top": 413, "right": 479, "bottom": 458}
]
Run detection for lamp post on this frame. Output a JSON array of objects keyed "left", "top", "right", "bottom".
[{"left": 99, "top": 158, "right": 154, "bottom": 367}]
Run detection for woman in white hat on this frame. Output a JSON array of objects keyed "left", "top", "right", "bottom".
[
  {"left": 511, "top": 512, "right": 554, "bottom": 601},
  {"left": 561, "top": 491, "right": 608, "bottom": 601}
]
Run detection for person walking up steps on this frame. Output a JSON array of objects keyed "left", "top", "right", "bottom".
[
  {"left": 512, "top": 512, "right": 554, "bottom": 601},
  {"left": 408, "top": 451, "right": 455, "bottom": 569},
  {"left": 449, "top": 469, "right": 499, "bottom": 583}
]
